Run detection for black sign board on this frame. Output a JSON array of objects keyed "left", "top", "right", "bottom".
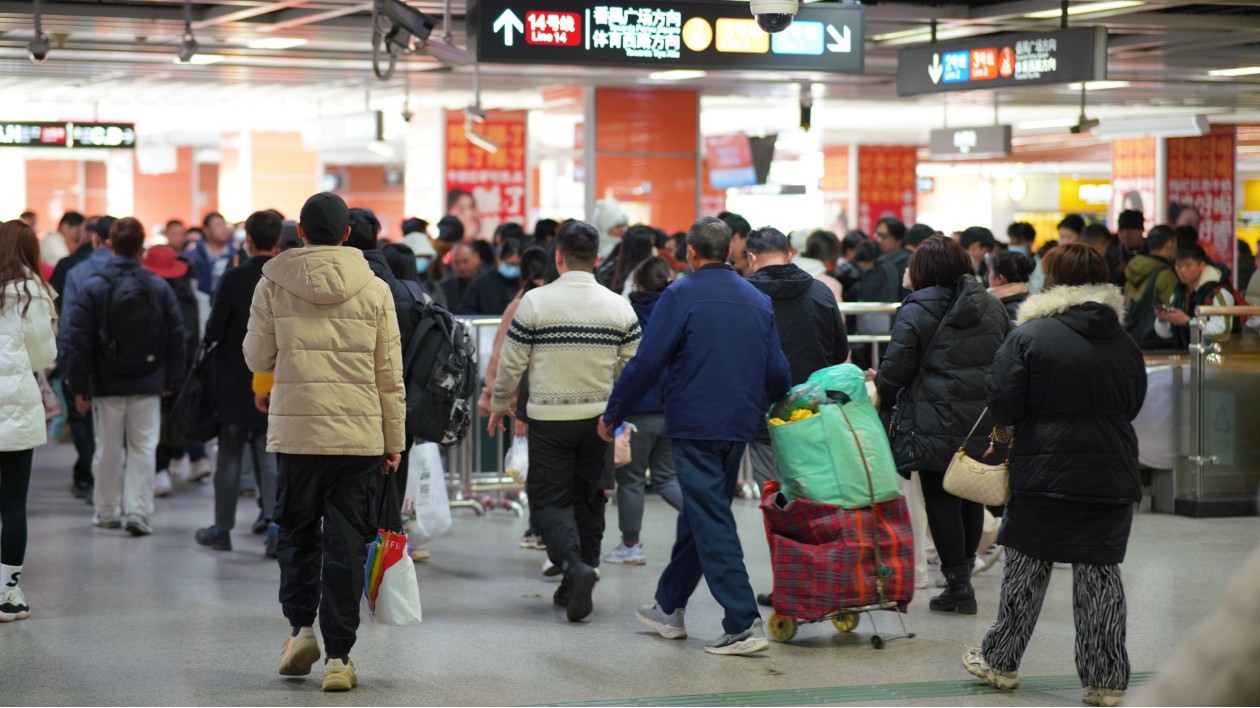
[
  {"left": 469, "top": 0, "right": 864, "bottom": 73},
  {"left": 929, "top": 125, "right": 1012, "bottom": 159},
  {"left": 897, "top": 27, "right": 1106, "bottom": 96},
  {"left": 0, "top": 121, "right": 137, "bottom": 149}
]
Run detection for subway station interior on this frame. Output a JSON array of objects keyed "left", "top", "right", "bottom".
[{"left": 2, "top": 0, "right": 1260, "bottom": 706}]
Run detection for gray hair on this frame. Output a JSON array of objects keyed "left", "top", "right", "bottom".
[{"left": 687, "top": 217, "right": 732, "bottom": 262}]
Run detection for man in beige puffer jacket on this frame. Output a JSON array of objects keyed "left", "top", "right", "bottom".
[{"left": 244, "top": 192, "right": 405, "bottom": 693}]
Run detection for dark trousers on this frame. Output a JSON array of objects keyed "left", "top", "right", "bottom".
[
  {"left": 215, "top": 426, "right": 277, "bottom": 530},
  {"left": 275, "top": 453, "right": 379, "bottom": 658},
  {"left": 0, "top": 449, "right": 34, "bottom": 566},
  {"left": 527, "top": 418, "right": 608, "bottom": 570},
  {"left": 919, "top": 469, "right": 984, "bottom": 569},
  {"left": 66, "top": 399, "right": 94, "bottom": 487},
  {"left": 156, "top": 443, "right": 208, "bottom": 472},
  {"left": 655, "top": 438, "right": 759, "bottom": 635}
]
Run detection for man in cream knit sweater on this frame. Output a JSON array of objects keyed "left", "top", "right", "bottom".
[{"left": 489, "top": 221, "right": 641, "bottom": 623}]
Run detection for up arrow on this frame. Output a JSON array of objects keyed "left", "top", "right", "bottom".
[
  {"left": 493, "top": 8, "right": 524, "bottom": 47},
  {"left": 826, "top": 24, "right": 851, "bottom": 53},
  {"left": 928, "top": 53, "right": 943, "bottom": 84}
]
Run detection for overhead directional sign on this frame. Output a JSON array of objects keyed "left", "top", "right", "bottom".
[
  {"left": 897, "top": 27, "right": 1107, "bottom": 96},
  {"left": 0, "top": 121, "right": 137, "bottom": 149},
  {"left": 929, "top": 125, "right": 1013, "bottom": 159},
  {"left": 470, "top": 0, "right": 865, "bottom": 73}
]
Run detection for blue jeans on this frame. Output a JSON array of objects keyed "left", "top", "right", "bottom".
[{"left": 655, "top": 438, "right": 759, "bottom": 635}]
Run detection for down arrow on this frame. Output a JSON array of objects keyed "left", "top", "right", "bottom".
[{"left": 928, "top": 53, "right": 943, "bottom": 85}]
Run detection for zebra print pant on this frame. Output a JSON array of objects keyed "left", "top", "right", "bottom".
[{"left": 981, "top": 547, "right": 1130, "bottom": 690}]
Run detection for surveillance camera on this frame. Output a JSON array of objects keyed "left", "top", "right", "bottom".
[
  {"left": 401, "top": 108, "right": 415, "bottom": 123},
  {"left": 28, "top": 32, "right": 52, "bottom": 63},
  {"left": 380, "top": 0, "right": 438, "bottom": 44},
  {"left": 177, "top": 33, "right": 199, "bottom": 63},
  {"left": 750, "top": 0, "right": 798, "bottom": 34}
]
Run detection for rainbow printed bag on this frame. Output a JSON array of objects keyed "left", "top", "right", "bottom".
[{"left": 363, "top": 467, "right": 422, "bottom": 627}]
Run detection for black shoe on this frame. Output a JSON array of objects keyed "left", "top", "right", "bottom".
[
  {"left": 553, "top": 578, "right": 570, "bottom": 608},
  {"left": 72, "top": 481, "right": 92, "bottom": 499},
  {"left": 195, "top": 525, "right": 232, "bottom": 551},
  {"left": 756, "top": 592, "right": 774, "bottom": 608},
  {"left": 929, "top": 565, "right": 977, "bottom": 614},
  {"left": 565, "top": 563, "right": 598, "bottom": 622},
  {"left": 251, "top": 512, "right": 269, "bottom": 535}
]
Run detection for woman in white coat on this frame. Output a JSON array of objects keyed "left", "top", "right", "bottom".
[{"left": 0, "top": 220, "right": 58, "bottom": 622}]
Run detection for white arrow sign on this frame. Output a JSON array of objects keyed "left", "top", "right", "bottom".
[
  {"left": 493, "top": 8, "right": 524, "bottom": 47},
  {"left": 826, "top": 24, "right": 851, "bottom": 53},
  {"left": 928, "top": 53, "right": 943, "bottom": 84}
]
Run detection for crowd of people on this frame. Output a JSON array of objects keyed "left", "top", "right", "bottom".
[{"left": 2, "top": 191, "right": 1255, "bottom": 703}]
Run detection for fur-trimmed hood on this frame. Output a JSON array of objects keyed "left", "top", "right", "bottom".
[{"left": 1018, "top": 282, "right": 1128, "bottom": 335}]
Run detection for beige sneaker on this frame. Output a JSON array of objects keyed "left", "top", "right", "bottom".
[
  {"left": 963, "top": 646, "right": 1019, "bottom": 690},
  {"left": 1083, "top": 687, "right": 1124, "bottom": 706},
  {"left": 322, "top": 658, "right": 357, "bottom": 692},
  {"left": 410, "top": 547, "right": 431, "bottom": 562},
  {"left": 278, "top": 627, "right": 321, "bottom": 676}
]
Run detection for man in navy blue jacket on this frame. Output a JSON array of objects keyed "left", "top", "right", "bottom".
[{"left": 600, "top": 216, "right": 791, "bottom": 656}]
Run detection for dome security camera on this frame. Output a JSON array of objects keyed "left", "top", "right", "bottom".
[
  {"left": 177, "top": 32, "right": 199, "bottom": 63},
  {"left": 28, "top": 32, "right": 52, "bottom": 63},
  {"left": 750, "top": 0, "right": 798, "bottom": 34}
]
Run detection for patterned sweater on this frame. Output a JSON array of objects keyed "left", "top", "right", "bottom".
[{"left": 492, "top": 271, "right": 641, "bottom": 421}]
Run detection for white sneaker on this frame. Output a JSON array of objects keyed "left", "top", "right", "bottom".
[
  {"left": 604, "top": 543, "right": 646, "bottom": 565},
  {"left": 963, "top": 646, "right": 1019, "bottom": 690},
  {"left": 704, "top": 618, "right": 770, "bottom": 656},
  {"left": 154, "top": 470, "right": 174, "bottom": 498},
  {"left": 188, "top": 457, "right": 213, "bottom": 483},
  {"left": 1083, "top": 687, "right": 1124, "bottom": 706},
  {"left": 0, "top": 587, "right": 30, "bottom": 622}
]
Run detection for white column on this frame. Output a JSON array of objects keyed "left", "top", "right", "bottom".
[
  {"left": 403, "top": 107, "right": 444, "bottom": 220},
  {"left": 105, "top": 150, "right": 135, "bottom": 218},
  {"left": 0, "top": 152, "right": 27, "bottom": 222}
]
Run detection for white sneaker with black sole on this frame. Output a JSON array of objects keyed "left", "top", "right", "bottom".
[
  {"left": 704, "top": 618, "right": 769, "bottom": 656},
  {"left": 0, "top": 587, "right": 30, "bottom": 622}
]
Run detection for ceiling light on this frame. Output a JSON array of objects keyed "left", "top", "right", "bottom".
[
  {"left": 1015, "top": 118, "right": 1081, "bottom": 130},
  {"left": 367, "top": 140, "right": 396, "bottom": 158},
  {"left": 647, "top": 70, "right": 707, "bottom": 81},
  {"left": 247, "top": 37, "right": 307, "bottom": 50},
  {"left": 1024, "top": 1, "right": 1144, "bottom": 19},
  {"left": 1208, "top": 66, "right": 1260, "bottom": 77},
  {"left": 875, "top": 27, "right": 972, "bottom": 46},
  {"left": 871, "top": 28, "right": 925, "bottom": 42},
  {"left": 175, "top": 54, "right": 225, "bottom": 65},
  {"left": 1068, "top": 80, "right": 1130, "bottom": 90}
]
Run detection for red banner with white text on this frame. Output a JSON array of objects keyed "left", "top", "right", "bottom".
[{"left": 444, "top": 109, "right": 527, "bottom": 241}]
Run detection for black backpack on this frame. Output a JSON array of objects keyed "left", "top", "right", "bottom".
[
  {"left": 1125, "top": 266, "right": 1171, "bottom": 350},
  {"left": 172, "top": 341, "right": 220, "bottom": 443},
  {"left": 97, "top": 268, "right": 165, "bottom": 377},
  {"left": 401, "top": 299, "right": 478, "bottom": 447}
]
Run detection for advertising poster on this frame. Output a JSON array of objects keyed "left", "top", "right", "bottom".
[
  {"left": 444, "top": 109, "right": 527, "bottom": 240},
  {"left": 1166, "top": 129, "right": 1236, "bottom": 269},
  {"left": 704, "top": 134, "right": 756, "bottom": 189},
  {"left": 857, "top": 145, "right": 916, "bottom": 235},
  {"left": 1111, "top": 137, "right": 1157, "bottom": 229}
]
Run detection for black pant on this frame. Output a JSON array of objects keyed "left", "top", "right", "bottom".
[
  {"left": 65, "top": 395, "right": 94, "bottom": 487},
  {"left": 0, "top": 449, "right": 34, "bottom": 566},
  {"left": 527, "top": 418, "right": 608, "bottom": 570},
  {"left": 919, "top": 469, "right": 983, "bottom": 569},
  {"left": 275, "top": 453, "right": 379, "bottom": 658}
]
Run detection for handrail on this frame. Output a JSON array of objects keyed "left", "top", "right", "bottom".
[
  {"left": 836, "top": 302, "right": 902, "bottom": 315},
  {"left": 848, "top": 335, "right": 893, "bottom": 344},
  {"left": 1195, "top": 305, "right": 1260, "bottom": 316}
]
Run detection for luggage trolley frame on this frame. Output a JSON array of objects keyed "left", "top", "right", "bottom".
[{"left": 761, "top": 403, "right": 916, "bottom": 650}]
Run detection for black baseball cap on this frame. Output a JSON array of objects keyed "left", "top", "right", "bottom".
[
  {"left": 299, "top": 192, "right": 349, "bottom": 244},
  {"left": 436, "top": 215, "right": 464, "bottom": 242}
]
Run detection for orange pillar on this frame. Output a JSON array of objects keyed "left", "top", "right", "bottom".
[
  {"left": 134, "top": 146, "right": 198, "bottom": 232},
  {"left": 220, "top": 132, "right": 320, "bottom": 222}
]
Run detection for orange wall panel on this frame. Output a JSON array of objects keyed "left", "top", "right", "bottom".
[
  {"left": 198, "top": 162, "right": 219, "bottom": 218},
  {"left": 134, "top": 146, "right": 195, "bottom": 231},
  {"left": 250, "top": 132, "right": 319, "bottom": 218},
  {"left": 596, "top": 156, "right": 696, "bottom": 235},
  {"left": 329, "top": 165, "right": 406, "bottom": 241},
  {"left": 25, "top": 160, "right": 83, "bottom": 229},
  {"left": 595, "top": 88, "right": 698, "bottom": 154}
]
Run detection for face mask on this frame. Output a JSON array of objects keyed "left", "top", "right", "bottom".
[
  {"left": 499, "top": 263, "right": 521, "bottom": 279},
  {"left": 234, "top": 227, "right": 246, "bottom": 242},
  {"left": 415, "top": 257, "right": 431, "bottom": 274},
  {"left": 1009, "top": 245, "right": 1029, "bottom": 255}
]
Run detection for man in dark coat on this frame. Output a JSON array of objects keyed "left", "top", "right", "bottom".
[
  {"left": 194, "top": 211, "right": 283, "bottom": 554},
  {"left": 459, "top": 238, "right": 522, "bottom": 315},
  {"left": 876, "top": 217, "right": 912, "bottom": 300}
]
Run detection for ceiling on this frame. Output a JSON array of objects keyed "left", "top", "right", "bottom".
[{"left": 3, "top": 0, "right": 1260, "bottom": 144}]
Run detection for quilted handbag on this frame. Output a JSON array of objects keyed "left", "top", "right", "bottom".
[{"left": 943, "top": 407, "right": 1011, "bottom": 506}]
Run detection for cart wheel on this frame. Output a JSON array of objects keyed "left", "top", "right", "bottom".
[
  {"left": 870, "top": 635, "right": 885, "bottom": 650},
  {"left": 766, "top": 613, "right": 798, "bottom": 642},
  {"left": 831, "top": 612, "right": 859, "bottom": 634}
]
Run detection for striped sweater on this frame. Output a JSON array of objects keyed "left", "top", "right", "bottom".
[{"left": 492, "top": 271, "right": 641, "bottom": 421}]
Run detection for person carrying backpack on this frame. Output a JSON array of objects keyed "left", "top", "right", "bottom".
[
  {"left": 1123, "top": 226, "right": 1179, "bottom": 350},
  {"left": 67, "top": 218, "right": 187, "bottom": 537},
  {"left": 1155, "top": 243, "right": 1246, "bottom": 349}
]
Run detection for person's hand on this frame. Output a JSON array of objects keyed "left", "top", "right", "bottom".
[
  {"left": 514, "top": 418, "right": 529, "bottom": 437},
  {"left": 487, "top": 411, "right": 506, "bottom": 437},
  {"left": 865, "top": 368, "right": 877, "bottom": 382},
  {"left": 75, "top": 394, "right": 90, "bottom": 415},
  {"left": 596, "top": 417, "right": 614, "bottom": 443},
  {"left": 254, "top": 395, "right": 269, "bottom": 413},
  {"left": 477, "top": 395, "right": 492, "bottom": 418},
  {"left": 162, "top": 390, "right": 172, "bottom": 398},
  {"left": 1160, "top": 307, "right": 1191, "bottom": 326},
  {"left": 384, "top": 452, "right": 401, "bottom": 471}
]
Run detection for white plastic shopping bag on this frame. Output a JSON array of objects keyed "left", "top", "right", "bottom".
[
  {"left": 505, "top": 435, "right": 529, "bottom": 484},
  {"left": 364, "top": 529, "right": 423, "bottom": 626},
  {"left": 406, "top": 442, "right": 452, "bottom": 545}
]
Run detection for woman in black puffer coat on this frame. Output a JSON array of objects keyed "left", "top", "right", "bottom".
[
  {"left": 964, "top": 244, "right": 1146, "bottom": 706},
  {"left": 876, "top": 236, "right": 1010, "bottom": 614}
]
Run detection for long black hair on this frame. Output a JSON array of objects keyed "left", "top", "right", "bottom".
[{"left": 611, "top": 225, "right": 656, "bottom": 293}]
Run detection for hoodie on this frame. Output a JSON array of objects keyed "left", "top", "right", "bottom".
[
  {"left": 1124, "top": 252, "right": 1177, "bottom": 307},
  {"left": 244, "top": 246, "right": 406, "bottom": 456},
  {"left": 1155, "top": 264, "right": 1237, "bottom": 348}
]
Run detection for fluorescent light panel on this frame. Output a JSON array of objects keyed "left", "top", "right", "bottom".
[
  {"left": 648, "top": 69, "right": 706, "bottom": 81},
  {"left": 174, "top": 54, "right": 225, "bottom": 65},
  {"left": 1209, "top": 66, "right": 1260, "bottom": 77},
  {"left": 1024, "top": 1, "right": 1144, "bottom": 19},
  {"left": 1068, "top": 80, "right": 1130, "bottom": 90},
  {"left": 874, "top": 27, "right": 972, "bottom": 46},
  {"left": 247, "top": 37, "right": 307, "bottom": 50}
]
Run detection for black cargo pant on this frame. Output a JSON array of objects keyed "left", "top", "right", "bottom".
[
  {"left": 275, "top": 453, "right": 380, "bottom": 659},
  {"left": 528, "top": 417, "right": 608, "bottom": 571}
]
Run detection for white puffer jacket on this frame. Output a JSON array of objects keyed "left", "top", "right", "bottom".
[{"left": 0, "top": 275, "right": 58, "bottom": 452}]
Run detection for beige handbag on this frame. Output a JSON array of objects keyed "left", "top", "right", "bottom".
[{"left": 943, "top": 408, "right": 1011, "bottom": 506}]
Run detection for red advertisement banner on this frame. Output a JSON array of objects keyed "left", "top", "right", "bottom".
[
  {"left": 1166, "top": 130, "right": 1236, "bottom": 269},
  {"left": 444, "top": 109, "right": 527, "bottom": 241}
]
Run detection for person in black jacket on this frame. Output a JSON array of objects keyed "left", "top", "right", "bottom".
[
  {"left": 194, "top": 211, "right": 283, "bottom": 555},
  {"left": 876, "top": 217, "right": 912, "bottom": 300},
  {"left": 850, "top": 239, "right": 900, "bottom": 370},
  {"left": 876, "top": 236, "right": 1010, "bottom": 615},
  {"left": 68, "top": 217, "right": 186, "bottom": 537},
  {"left": 965, "top": 243, "right": 1146, "bottom": 706},
  {"left": 987, "top": 250, "right": 1036, "bottom": 322},
  {"left": 460, "top": 237, "right": 522, "bottom": 315}
]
